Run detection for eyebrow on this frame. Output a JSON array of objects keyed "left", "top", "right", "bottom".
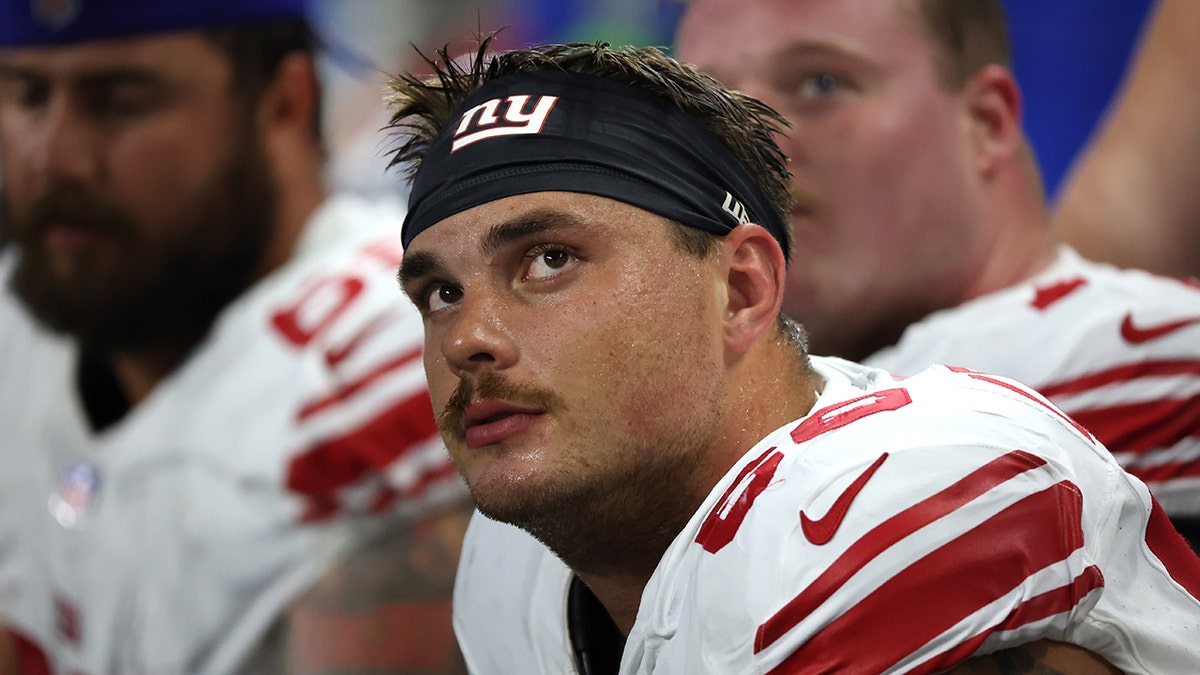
[
  {"left": 0, "top": 62, "right": 157, "bottom": 80},
  {"left": 480, "top": 208, "right": 587, "bottom": 257},
  {"left": 0, "top": 65, "right": 167, "bottom": 98},
  {"left": 76, "top": 68, "right": 163, "bottom": 89},
  {"left": 397, "top": 250, "right": 445, "bottom": 291},
  {"left": 398, "top": 207, "right": 591, "bottom": 290}
]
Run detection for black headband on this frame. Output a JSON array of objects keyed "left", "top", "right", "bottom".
[{"left": 401, "top": 70, "right": 789, "bottom": 257}]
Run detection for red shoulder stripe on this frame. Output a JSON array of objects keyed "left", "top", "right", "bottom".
[
  {"left": 1038, "top": 359, "right": 1200, "bottom": 398},
  {"left": 298, "top": 346, "right": 423, "bottom": 421},
  {"left": 755, "top": 450, "right": 1046, "bottom": 652},
  {"left": 910, "top": 566, "right": 1104, "bottom": 674},
  {"left": 8, "top": 629, "right": 52, "bottom": 675},
  {"left": 1127, "top": 457, "right": 1200, "bottom": 486},
  {"left": 287, "top": 390, "right": 439, "bottom": 498},
  {"left": 764, "top": 482, "right": 1091, "bottom": 674},
  {"left": 1063, "top": 394, "right": 1200, "bottom": 462},
  {"left": 1145, "top": 496, "right": 1200, "bottom": 600}
]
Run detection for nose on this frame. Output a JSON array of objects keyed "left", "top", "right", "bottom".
[{"left": 440, "top": 293, "right": 519, "bottom": 378}]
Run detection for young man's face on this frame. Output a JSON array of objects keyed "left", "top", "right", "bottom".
[
  {"left": 677, "top": 0, "right": 985, "bottom": 360},
  {"left": 401, "top": 191, "right": 730, "bottom": 541},
  {"left": 0, "top": 32, "right": 276, "bottom": 350}
]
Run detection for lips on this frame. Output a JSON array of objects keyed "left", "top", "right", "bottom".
[
  {"left": 43, "top": 224, "right": 108, "bottom": 253},
  {"left": 462, "top": 399, "right": 546, "bottom": 449}
]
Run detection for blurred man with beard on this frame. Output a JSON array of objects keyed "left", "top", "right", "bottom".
[{"left": 0, "top": 1, "right": 470, "bottom": 673}]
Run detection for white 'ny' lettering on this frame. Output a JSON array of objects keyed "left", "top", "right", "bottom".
[{"left": 451, "top": 95, "right": 560, "bottom": 152}]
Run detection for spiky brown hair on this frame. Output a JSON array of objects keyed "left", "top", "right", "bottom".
[{"left": 384, "top": 36, "right": 792, "bottom": 230}]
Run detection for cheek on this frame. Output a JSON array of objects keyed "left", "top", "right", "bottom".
[
  {"left": 423, "top": 348, "right": 456, "bottom": 411},
  {"left": 0, "top": 129, "right": 38, "bottom": 203},
  {"left": 591, "top": 284, "right": 720, "bottom": 431},
  {"left": 816, "top": 104, "right": 962, "bottom": 242},
  {"left": 110, "top": 119, "right": 242, "bottom": 226}
]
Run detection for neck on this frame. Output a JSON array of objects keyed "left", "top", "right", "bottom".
[
  {"left": 108, "top": 334, "right": 207, "bottom": 406},
  {"left": 262, "top": 173, "right": 324, "bottom": 275},
  {"left": 963, "top": 158, "right": 1061, "bottom": 301},
  {"left": 575, "top": 336, "right": 823, "bottom": 634},
  {"left": 963, "top": 216, "right": 1058, "bottom": 303}
]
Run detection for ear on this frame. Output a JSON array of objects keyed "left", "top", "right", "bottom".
[
  {"left": 256, "top": 51, "right": 320, "bottom": 158},
  {"left": 720, "top": 223, "right": 787, "bottom": 355},
  {"left": 963, "top": 64, "right": 1022, "bottom": 176}
]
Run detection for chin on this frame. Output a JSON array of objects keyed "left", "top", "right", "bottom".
[{"left": 468, "top": 469, "right": 570, "bottom": 533}]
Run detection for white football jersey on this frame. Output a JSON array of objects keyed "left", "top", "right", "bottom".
[
  {"left": 866, "top": 246, "right": 1200, "bottom": 518},
  {"left": 0, "top": 195, "right": 464, "bottom": 674},
  {"left": 454, "top": 357, "right": 1200, "bottom": 674}
]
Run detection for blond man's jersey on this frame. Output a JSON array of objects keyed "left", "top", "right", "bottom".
[
  {"left": 866, "top": 246, "right": 1200, "bottom": 521},
  {"left": 454, "top": 357, "right": 1200, "bottom": 674},
  {"left": 0, "top": 195, "right": 464, "bottom": 675}
]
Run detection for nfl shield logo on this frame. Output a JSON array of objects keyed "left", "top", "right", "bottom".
[
  {"left": 31, "top": 0, "right": 82, "bottom": 30},
  {"left": 48, "top": 460, "right": 102, "bottom": 529}
]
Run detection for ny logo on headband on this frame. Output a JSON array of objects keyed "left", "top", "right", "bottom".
[{"left": 451, "top": 95, "right": 560, "bottom": 152}]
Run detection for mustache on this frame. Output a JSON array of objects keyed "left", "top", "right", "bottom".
[
  {"left": 17, "top": 188, "right": 136, "bottom": 239},
  {"left": 438, "top": 371, "right": 564, "bottom": 436}
]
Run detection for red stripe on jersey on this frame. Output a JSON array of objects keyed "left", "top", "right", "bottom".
[
  {"left": 1038, "top": 359, "right": 1200, "bottom": 398},
  {"left": 369, "top": 461, "right": 463, "bottom": 516},
  {"left": 297, "top": 346, "right": 424, "bottom": 421},
  {"left": 53, "top": 594, "right": 81, "bottom": 644},
  {"left": 1129, "top": 459, "right": 1200, "bottom": 487},
  {"left": 695, "top": 449, "right": 784, "bottom": 554},
  {"left": 790, "top": 388, "right": 912, "bottom": 444},
  {"left": 406, "top": 460, "right": 462, "bottom": 500},
  {"left": 764, "top": 482, "right": 1089, "bottom": 674},
  {"left": 946, "top": 367, "right": 1095, "bottom": 441},
  {"left": 755, "top": 450, "right": 1046, "bottom": 652},
  {"left": 1145, "top": 496, "right": 1200, "bottom": 600},
  {"left": 7, "top": 629, "right": 52, "bottom": 675},
  {"left": 910, "top": 565, "right": 1104, "bottom": 674},
  {"left": 287, "top": 391, "right": 440, "bottom": 498},
  {"left": 1030, "top": 277, "right": 1087, "bottom": 310},
  {"left": 1065, "top": 394, "right": 1200, "bottom": 460}
]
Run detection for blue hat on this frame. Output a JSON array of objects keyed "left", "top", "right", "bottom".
[{"left": 0, "top": 0, "right": 310, "bottom": 47}]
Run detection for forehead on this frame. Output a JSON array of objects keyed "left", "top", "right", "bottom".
[
  {"left": 677, "top": 0, "right": 930, "bottom": 76},
  {"left": 406, "top": 191, "right": 673, "bottom": 255},
  {"left": 0, "top": 32, "right": 229, "bottom": 82}
]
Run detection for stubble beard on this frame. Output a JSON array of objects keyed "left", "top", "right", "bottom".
[
  {"left": 454, "top": 383, "right": 720, "bottom": 580},
  {"left": 512, "top": 438, "right": 711, "bottom": 580},
  {"left": 4, "top": 130, "right": 276, "bottom": 356}
]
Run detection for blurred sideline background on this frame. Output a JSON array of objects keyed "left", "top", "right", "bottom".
[{"left": 312, "top": 0, "right": 1155, "bottom": 205}]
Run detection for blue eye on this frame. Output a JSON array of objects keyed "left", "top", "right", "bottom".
[{"left": 799, "top": 73, "right": 844, "bottom": 99}]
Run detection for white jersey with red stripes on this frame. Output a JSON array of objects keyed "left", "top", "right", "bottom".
[
  {"left": 0, "top": 195, "right": 464, "bottom": 675},
  {"left": 864, "top": 245, "right": 1200, "bottom": 520},
  {"left": 453, "top": 357, "right": 1200, "bottom": 674}
]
